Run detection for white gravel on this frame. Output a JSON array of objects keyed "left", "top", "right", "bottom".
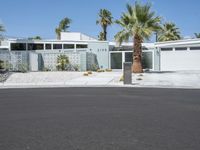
[{"left": 1, "top": 71, "right": 200, "bottom": 89}]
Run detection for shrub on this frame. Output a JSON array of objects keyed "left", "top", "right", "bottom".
[
  {"left": 0, "top": 60, "right": 4, "bottom": 69},
  {"left": 105, "top": 69, "right": 112, "bottom": 72}
]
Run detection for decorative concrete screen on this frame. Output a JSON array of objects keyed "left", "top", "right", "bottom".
[
  {"left": 0, "top": 50, "right": 29, "bottom": 71},
  {"left": 40, "top": 52, "right": 82, "bottom": 71}
]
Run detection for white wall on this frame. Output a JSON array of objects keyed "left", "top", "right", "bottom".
[
  {"left": 61, "top": 32, "right": 97, "bottom": 41},
  {"left": 160, "top": 49, "right": 200, "bottom": 71}
]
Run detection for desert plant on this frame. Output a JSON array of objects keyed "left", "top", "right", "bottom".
[
  {"left": 115, "top": 1, "right": 161, "bottom": 73},
  {"left": 57, "top": 55, "right": 69, "bottom": 71},
  {"left": 90, "top": 64, "right": 99, "bottom": 71}
]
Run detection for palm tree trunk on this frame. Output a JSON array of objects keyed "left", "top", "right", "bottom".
[
  {"left": 103, "top": 25, "right": 107, "bottom": 41},
  {"left": 132, "top": 34, "right": 143, "bottom": 73}
]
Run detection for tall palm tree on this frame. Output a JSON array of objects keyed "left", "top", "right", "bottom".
[
  {"left": 158, "top": 22, "right": 181, "bottom": 42},
  {"left": 59, "top": 17, "right": 72, "bottom": 32},
  {"left": 55, "top": 17, "right": 71, "bottom": 40},
  {"left": 55, "top": 27, "right": 61, "bottom": 40},
  {"left": 0, "top": 24, "right": 5, "bottom": 39},
  {"left": 96, "top": 9, "right": 113, "bottom": 41},
  {"left": 115, "top": 2, "right": 161, "bottom": 73},
  {"left": 194, "top": 33, "right": 200, "bottom": 38},
  {"left": 0, "top": 24, "right": 5, "bottom": 32},
  {"left": 98, "top": 32, "right": 104, "bottom": 41}
]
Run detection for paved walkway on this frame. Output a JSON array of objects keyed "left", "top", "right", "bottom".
[{"left": 1, "top": 71, "right": 200, "bottom": 89}]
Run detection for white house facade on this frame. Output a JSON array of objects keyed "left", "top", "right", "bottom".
[{"left": 0, "top": 32, "right": 200, "bottom": 72}]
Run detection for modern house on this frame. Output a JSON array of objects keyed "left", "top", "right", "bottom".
[
  {"left": 0, "top": 32, "right": 200, "bottom": 72},
  {"left": 0, "top": 32, "right": 109, "bottom": 71}
]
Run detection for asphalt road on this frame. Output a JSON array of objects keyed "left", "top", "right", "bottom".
[{"left": 0, "top": 87, "right": 200, "bottom": 150}]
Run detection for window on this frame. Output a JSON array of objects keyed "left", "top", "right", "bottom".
[
  {"left": 11, "top": 43, "right": 26, "bottom": 51},
  {"left": 76, "top": 44, "right": 88, "bottom": 48},
  {"left": 161, "top": 48, "right": 173, "bottom": 51},
  {"left": 28, "top": 43, "right": 44, "bottom": 50},
  {"left": 175, "top": 47, "right": 187, "bottom": 51},
  {"left": 190, "top": 47, "right": 200, "bottom": 50},
  {"left": 63, "top": 44, "right": 74, "bottom": 49},
  {"left": 45, "top": 44, "right": 52, "bottom": 50},
  {"left": 53, "top": 44, "right": 62, "bottom": 49},
  {"left": 111, "top": 53, "right": 122, "bottom": 69}
]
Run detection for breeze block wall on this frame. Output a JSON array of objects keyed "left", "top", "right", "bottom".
[{"left": 0, "top": 50, "right": 29, "bottom": 71}]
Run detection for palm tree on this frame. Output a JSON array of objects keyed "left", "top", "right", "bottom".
[
  {"left": 98, "top": 32, "right": 104, "bottom": 41},
  {"left": 0, "top": 24, "right": 5, "bottom": 32},
  {"left": 0, "top": 24, "right": 5, "bottom": 39},
  {"left": 55, "top": 27, "right": 61, "bottom": 40},
  {"left": 158, "top": 22, "right": 181, "bottom": 42},
  {"left": 194, "top": 33, "right": 200, "bottom": 38},
  {"left": 59, "top": 17, "right": 72, "bottom": 32},
  {"left": 55, "top": 17, "right": 71, "bottom": 40},
  {"left": 96, "top": 9, "right": 113, "bottom": 41},
  {"left": 28, "top": 36, "right": 42, "bottom": 40},
  {"left": 115, "top": 2, "right": 161, "bottom": 73}
]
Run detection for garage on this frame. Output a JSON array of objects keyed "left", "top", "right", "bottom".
[{"left": 157, "top": 39, "right": 200, "bottom": 71}]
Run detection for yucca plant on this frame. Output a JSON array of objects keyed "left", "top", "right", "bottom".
[{"left": 57, "top": 55, "right": 69, "bottom": 71}]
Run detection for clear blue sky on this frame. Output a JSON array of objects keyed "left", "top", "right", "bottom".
[{"left": 0, "top": 0, "right": 200, "bottom": 41}]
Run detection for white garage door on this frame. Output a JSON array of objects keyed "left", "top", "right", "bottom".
[{"left": 160, "top": 47, "right": 200, "bottom": 71}]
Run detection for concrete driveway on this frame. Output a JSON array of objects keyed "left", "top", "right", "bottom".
[{"left": 133, "top": 71, "right": 200, "bottom": 88}]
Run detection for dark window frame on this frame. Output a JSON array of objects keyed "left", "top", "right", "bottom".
[
  {"left": 45, "top": 44, "right": 52, "bottom": 50},
  {"left": 28, "top": 43, "right": 44, "bottom": 50},
  {"left": 160, "top": 48, "right": 173, "bottom": 51},
  {"left": 11, "top": 43, "right": 26, "bottom": 51},
  {"left": 76, "top": 44, "right": 88, "bottom": 49},
  {"left": 175, "top": 47, "right": 187, "bottom": 51},
  {"left": 190, "top": 47, "right": 200, "bottom": 50},
  {"left": 53, "top": 44, "right": 62, "bottom": 50},
  {"left": 63, "top": 44, "right": 75, "bottom": 49}
]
